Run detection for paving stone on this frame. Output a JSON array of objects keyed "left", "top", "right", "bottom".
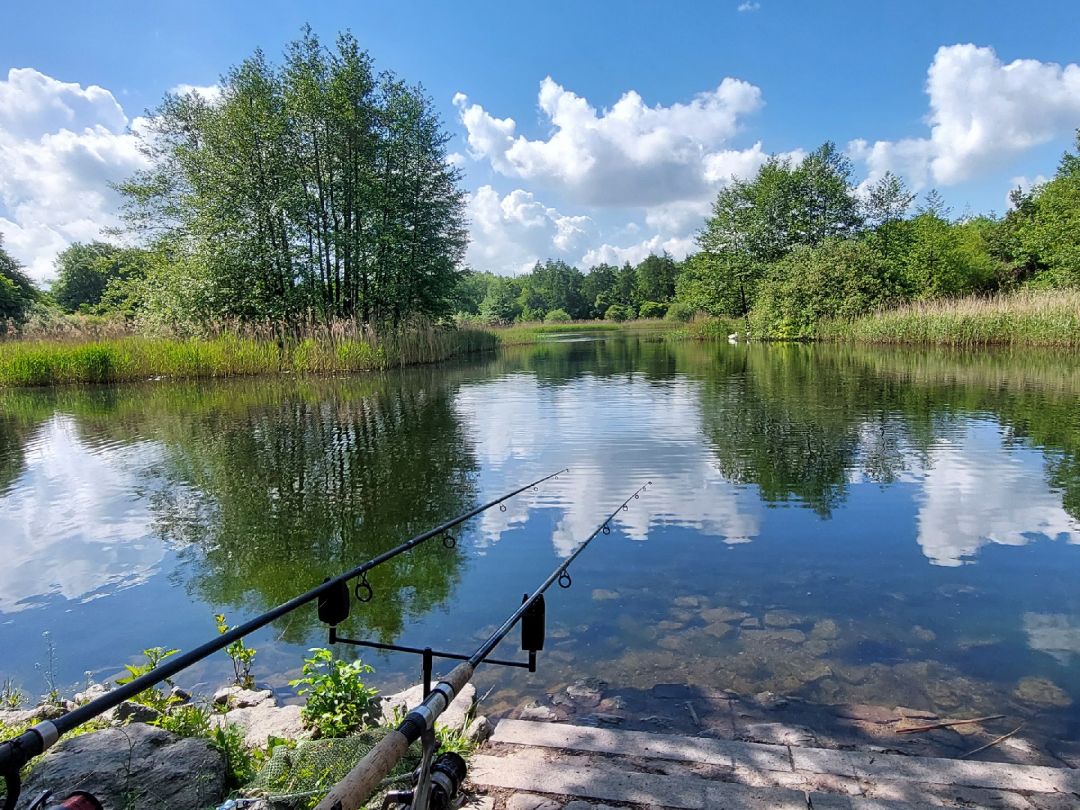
[
  {"left": 470, "top": 751, "right": 709, "bottom": 809},
  {"left": 792, "top": 746, "right": 859, "bottom": 778},
  {"left": 492, "top": 718, "right": 736, "bottom": 767},
  {"left": 847, "top": 750, "right": 1080, "bottom": 793}
]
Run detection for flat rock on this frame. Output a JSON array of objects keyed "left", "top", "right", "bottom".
[
  {"left": 520, "top": 704, "right": 558, "bottom": 722},
  {"left": 811, "top": 619, "right": 841, "bottom": 640},
  {"left": 741, "top": 721, "right": 817, "bottom": 746},
  {"left": 213, "top": 686, "right": 275, "bottom": 709},
  {"left": 380, "top": 682, "right": 476, "bottom": 730},
  {"left": 591, "top": 589, "right": 619, "bottom": 601},
  {"left": 17, "top": 723, "right": 226, "bottom": 810},
  {"left": 507, "top": 792, "right": 563, "bottom": 810},
  {"left": 115, "top": 701, "right": 160, "bottom": 724},
  {"left": 214, "top": 703, "right": 306, "bottom": 748}
]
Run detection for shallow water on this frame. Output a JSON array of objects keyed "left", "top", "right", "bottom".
[{"left": 2, "top": 337, "right": 1079, "bottom": 735}]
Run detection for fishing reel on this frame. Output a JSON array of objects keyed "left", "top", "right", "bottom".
[
  {"left": 381, "top": 751, "right": 466, "bottom": 810},
  {"left": 26, "top": 791, "right": 103, "bottom": 810}
]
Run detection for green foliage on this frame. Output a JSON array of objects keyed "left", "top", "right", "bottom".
[
  {"left": 604, "top": 303, "right": 633, "bottom": 322},
  {"left": 543, "top": 308, "right": 571, "bottom": 323},
  {"left": 215, "top": 613, "right": 257, "bottom": 688},
  {"left": 0, "top": 234, "right": 39, "bottom": 326},
  {"left": 115, "top": 647, "right": 181, "bottom": 713},
  {"left": 751, "top": 239, "right": 904, "bottom": 339},
  {"left": 289, "top": 648, "right": 380, "bottom": 738},
  {"left": 157, "top": 703, "right": 214, "bottom": 737},
  {"left": 210, "top": 722, "right": 259, "bottom": 787},
  {"left": 663, "top": 301, "right": 695, "bottom": 323},
  {"left": 51, "top": 242, "right": 123, "bottom": 312},
  {"left": 638, "top": 301, "right": 667, "bottom": 319},
  {"left": 478, "top": 276, "right": 522, "bottom": 324},
  {"left": 1, "top": 678, "right": 25, "bottom": 710}
]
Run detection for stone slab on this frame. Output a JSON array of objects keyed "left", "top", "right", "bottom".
[{"left": 493, "top": 718, "right": 790, "bottom": 771}]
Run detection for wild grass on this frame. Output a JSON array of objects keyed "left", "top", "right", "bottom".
[
  {"left": 667, "top": 316, "right": 743, "bottom": 342},
  {"left": 0, "top": 326, "right": 497, "bottom": 388},
  {"left": 820, "top": 289, "right": 1080, "bottom": 348}
]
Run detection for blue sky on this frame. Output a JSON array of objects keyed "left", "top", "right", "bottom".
[{"left": 2, "top": 1, "right": 1079, "bottom": 279}]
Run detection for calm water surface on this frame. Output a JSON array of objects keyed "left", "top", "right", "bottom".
[{"left": 2, "top": 337, "right": 1080, "bottom": 733}]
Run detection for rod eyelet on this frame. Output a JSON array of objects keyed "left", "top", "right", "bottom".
[
  {"left": 558, "top": 570, "right": 572, "bottom": 589},
  {"left": 354, "top": 574, "right": 374, "bottom": 603},
  {"left": 442, "top": 533, "right": 457, "bottom": 549}
]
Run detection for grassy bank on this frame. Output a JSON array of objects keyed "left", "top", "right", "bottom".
[
  {"left": 668, "top": 316, "right": 743, "bottom": 342},
  {"left": 819, "top": 290, "right": 1080, "bottom": 348},
  {"left": 0, "top": 328, "right": 497, "bottom": 387}
]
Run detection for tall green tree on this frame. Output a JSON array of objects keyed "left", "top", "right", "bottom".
[
  {"left": 120, "top": 27, "right": 467, "bottom": 329},
  {"left": 634, "top": 253, "right": 677, "bottom": 305},
  {"left": 51, "top": 241, "right": 124, "bottom": 312}
]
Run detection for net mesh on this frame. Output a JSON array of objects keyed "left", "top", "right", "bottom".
[{"left": 243, "top": 727, "right": 421, "bottom": 809}]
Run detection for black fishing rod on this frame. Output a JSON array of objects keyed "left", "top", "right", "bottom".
[
  {"left": 315, "top": 480, "right": 652, "bottom": 810},
  {"left": 0, "top": 468, "right": 567, "bottom": 810}
]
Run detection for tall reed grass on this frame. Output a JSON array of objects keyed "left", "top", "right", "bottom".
[
  {"left": 820, "top": 289, "right": 1080, "bottom": 348},
  {"left": 0, "top": 325, "right": 497, "bottom": 388}
]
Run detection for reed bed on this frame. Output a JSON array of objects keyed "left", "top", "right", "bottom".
[
  {"left": 820, "top": 290, "right": 1080, "bottom": 348},
  {"left": 0, "top": 325, "right": 497, "bottom": 388},
  {"left": 491, "top": 319, "right": 674, "bottom": 346},
  {"left": 668, "top": 316, "right": 743, "bottom": 342}
]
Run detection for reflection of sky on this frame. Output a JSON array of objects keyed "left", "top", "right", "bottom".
[
  {"left": 0, "top": 416, "right": 166, "bottom": 613},
  {"left": 913, "top": 421, "right": 1079, "bottom": 566},
  {"left": 454, "top": 373, "right": 761, "bottom": 556}
]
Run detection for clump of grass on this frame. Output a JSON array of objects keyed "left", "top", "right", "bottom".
[{"left": 821, "top": 289, "right": 1080, "bottom": 348}]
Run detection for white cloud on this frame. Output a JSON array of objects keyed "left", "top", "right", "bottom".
[
  {"left": 0, "top": 68, "right": 150, "bottom": 281},
  {"left": 465, "top": 185, "right": 594, "bottom": 273},
  {"left": 582, "top": 233, "right": 696, "bottom": 268},
  {"left": 737, "top": 2, "right": 761, "bottom": 11},
  {"left": 1006, "top": 174, "right": 1049, "bottom": 208},
  {"left": 454, "top": 76, "right": 764, "bottom": 207},
  {"left": 849, "top": 44, "right": 1080, "bottom": 189},
  {"left": 170, "top": 83, "right": 222, "bottom": 104}
]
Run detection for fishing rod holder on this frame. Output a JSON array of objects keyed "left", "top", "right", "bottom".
[{"left": 320, "top": 577, "right": 547, "bottom": 695}]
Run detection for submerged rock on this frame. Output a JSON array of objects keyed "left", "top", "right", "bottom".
[
  {"left": 519, "top": 703, "right": 558, "bottom": 722},
  {"left": 810, "top": 619, "right": 841, "bottom": 640},
  {"left": 703, "top": 621, "right": 735, "bottom": 640},
  {"left": 18, "top": 723, "right": 226, "bottom": 810},
  {"left": 701, "top": 607, "right": 751, "bottom": 624},
  {"left": 591, "top": 588, "right": 620, "bottom": 601},
  {"left": 1014, "top": 676, "right": 1072, "bottom": 707},
  {"left": 912, "top": 625, "right": 937, "bottom": 642},
  {"left": 764, "top": 610, "right": 804, "bottom": 628}
]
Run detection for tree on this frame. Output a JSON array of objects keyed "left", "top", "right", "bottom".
[
  {"left": 902, "top": 192, "right": 993, "bottom": 299},
  {"left": 863, "top": 171, "right": 915, "bottom": 266},
  {"left": 479, "top": 276, "right": 521, "bottom": 324},
  {"left": 51, "top": 241, "right": 123, "bottom": 312},
  {"left": 582, "top": 263, "right": 617, "bottom": 318},
  {"left": 1017, "top": 132, "right": 1080, "bottom": 287},
  {"left": 0, "top": 235, "right": 38, "bottom": 324},
  {"left": 119, "top": 27, "right": 467, "bottom": 329},
  {"left": 634, "top": 253, "right": 677, "bottom": 304}
]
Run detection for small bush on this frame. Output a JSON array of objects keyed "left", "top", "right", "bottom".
[
  {"left": 604, "top": 304, "right": 633, "bottom": 322},
  {"left": 664, "top": 301, "right": 694, "bottom": 323},
  {"left": 543, "top": 308, "right": 572, "bottom": 323},
  {"left": 215, "top": 613, "right": 256, "bottom": 688},
  {"left": 289, "top": 648, "right": 380, "bottom": 738},
  {"left": 115, "top": 647, "right": 181, "bottom": 714},
  {"left": 638, "top": 301, "right": 667, "bottom": 319}
]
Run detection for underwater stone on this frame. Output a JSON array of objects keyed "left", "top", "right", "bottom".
[
  {"left": 810, "top": 619, "right": 841, "bottom": 640},
  {"left": 702, "top": 607, "right": 751, "bottom": 623},
  {"left": 703, "top": 622, "right": 735, "bottom": 640},
  {"left": 912, "top": 625, "right": 937, "bottom": 642},
  {"left": 1014, "top": 676, "right": 1072, "bottom": 707},
  {"left": 764, "top": 610, "right": 804, "bottom": 628},
  {"left": 591, "top": 589, "right": 619, "bottom": 601}
]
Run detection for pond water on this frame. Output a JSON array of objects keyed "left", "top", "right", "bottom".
[{"left": 2, "top": 336, "right": 1080, "bottom": 737}]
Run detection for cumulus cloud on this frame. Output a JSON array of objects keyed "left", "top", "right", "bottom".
[
  {"left": 465, "top": 185, "right": 594, "bottom": 273},
  {"left": 582, "top": 234, "right": 696, "bottom": 268},
  {"left": 849, "top": 44, "right": 1080, "bottom": 189},
  {"left": 454, "top": 77, "right": 763, "bottom": 207},
  {"left": 170, "top": 83, "right": 222, "bottom": 103},
  {"left": 737, "top": 2, "right": 761, "bottom": 11},
  {"left": 0, "top": 68, "right": 150, "bottom": 281}
]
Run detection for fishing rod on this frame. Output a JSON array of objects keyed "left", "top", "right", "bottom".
[
  {"left": 0, "top": 468, "right": 567, "bottom": 810},
  {"left": 314, "top": 480, "right": 652, "bottom": 810}
]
